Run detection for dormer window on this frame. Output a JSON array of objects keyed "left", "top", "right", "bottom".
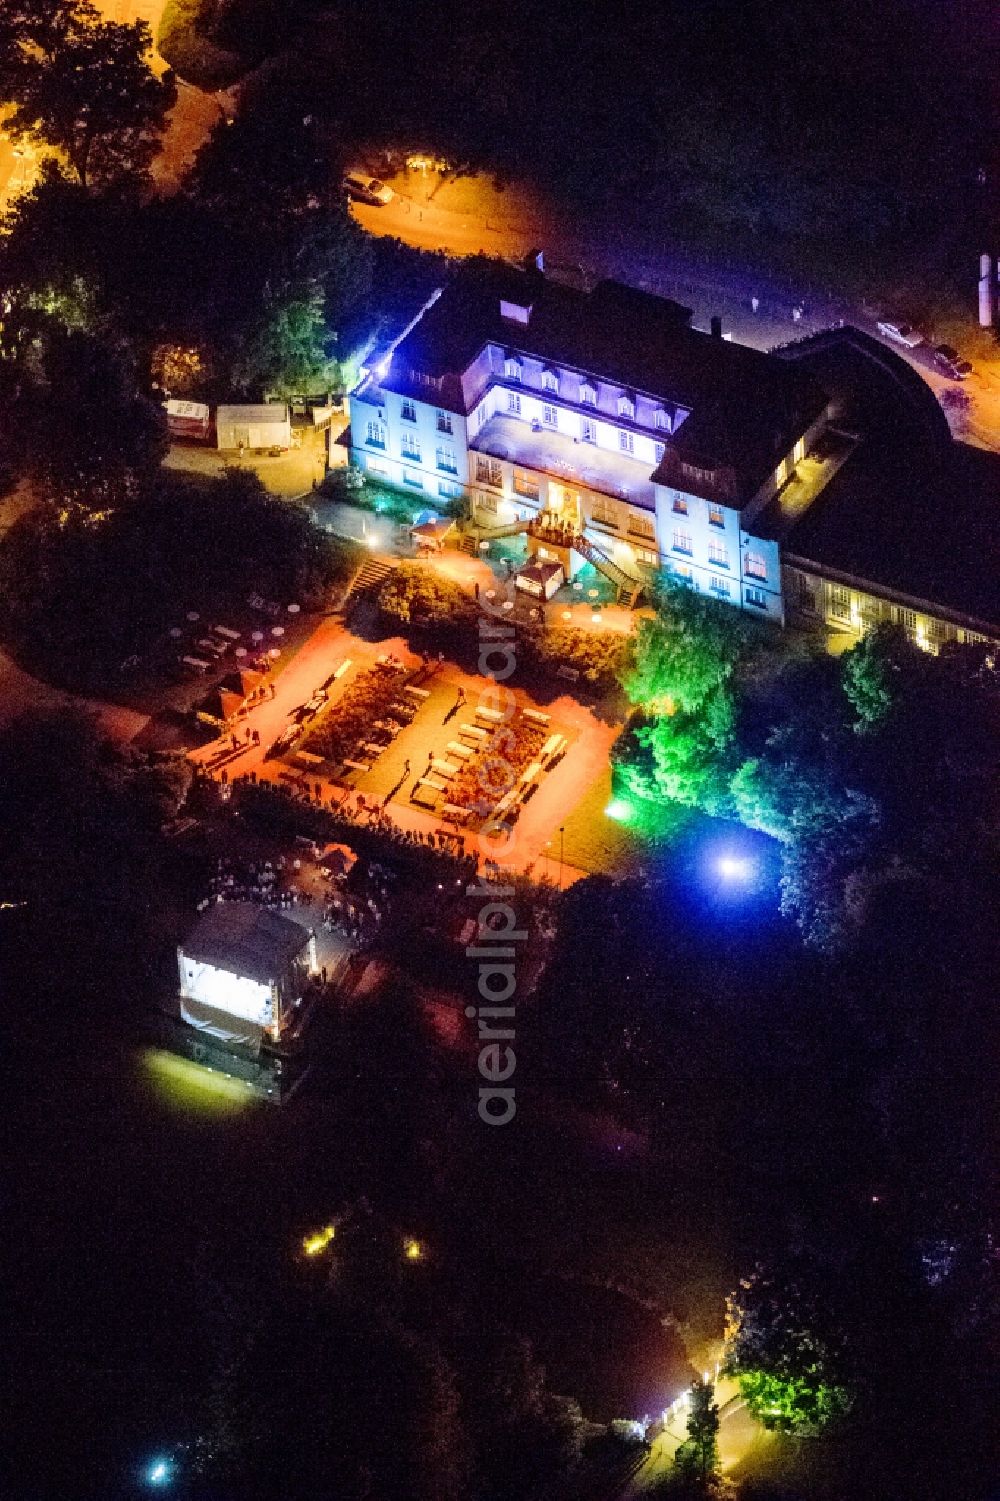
[
  {"left": 618, "top": 394, "right": 635, "bottom": 420},
  {"left": 504, "top": 356, "right": 522, "bottom": 381},
  {"left": 580, "top": 381, "right": 597, "bottom": 406},
  {"left": 655, "top": 408, "right": 670, "bottom": 432},
  {"left": 541, "top": 368, "right": 559, "bottom": 393}
]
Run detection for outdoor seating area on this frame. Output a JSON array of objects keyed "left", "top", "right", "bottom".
[
  {"left": 412, "top": 703, "right": 564, "bottom": 828},
  {"left": 299, "top": 657, "right": 430, "bottom": 779}
]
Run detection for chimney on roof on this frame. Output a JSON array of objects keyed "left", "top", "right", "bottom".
[{"left": 710, "top": 315, "right": 723, "bottom": 339}]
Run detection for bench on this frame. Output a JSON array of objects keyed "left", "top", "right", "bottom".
[
  {"left": 441, "top": 803, "right": 470, "bottom": 824},
  {"left": 556, "top": 665, "right": 580, "bottom": 681},
  {"left": 475, "top": 706, "right": 505, "bottom": 724},
  {"left": 362, "top": 742, "right": 386, "bottom": 758},
  {"left": 342, "top": 758, "right": 370, "bottom": 773},
  {"left": 182, "top": 656, "right": 211, "bottom": 673},
  {"left": 429, "top": 759, "right": 460, "bottom": 779},
  {"left": 519, "top": 760, "right": 543, "bottom": 786},
  {"left": 446, "top": 741, "right": 474, "bottom": 761},
  {"left": 523, "top": 708, "right": 551, "bottom": 727},
  {"left": 404, "top": 684, "right": 431, "bottom": 700},
  {"left": 294, "top": 750, "right": 325, "bottom": 767},
  {"left": 213, "top": 625, "right": 240, "bottom": 641},
  {"left": 332, "top": 659, "right": 352, "bottom": 680},
  {"left": 459, "top": 723, "right": 488, "bottom": 741},
  {"left": 411, "top": 786, "right": 441, "bottom": 810}
]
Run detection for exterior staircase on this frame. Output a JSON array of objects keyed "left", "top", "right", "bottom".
[
  {"left": 344, "top": 555, "right": 396, "bottom": 605},
  {"left": 573, "top": 533, "right": 645, "bottom": 607}
]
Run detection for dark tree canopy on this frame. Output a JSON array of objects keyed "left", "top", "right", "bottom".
[{"left": 1, "top": 0, "right": 175, "bottom": 188}]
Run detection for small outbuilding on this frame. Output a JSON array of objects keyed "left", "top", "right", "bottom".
[
  {"left": 216, "top": 404, "right": 291, "bottom": 451},
  {"left": 515, "top": 560, "right": 564, "bottom": 600}
]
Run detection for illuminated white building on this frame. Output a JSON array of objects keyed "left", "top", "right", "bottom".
[
  {"left": 351, "top": 258, "right": 830, "bottom": 619},
  {"left": 177, "top": 902, "right": 317, "bottom": 1050}
]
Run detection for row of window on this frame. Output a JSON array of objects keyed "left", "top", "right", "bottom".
[
  {"left": 670, "top": 529, "right": 767, "bottom": 578},
  {"left": 502, "top": 357, "right": 673, "bottom": 430},
  {"left": 507, "top": 391, "right": 665, "bottom": 460},
  {"left": 367, "top": 455, "right": 461, "bottom": 502},
  {"left": 672, "top": 494, "right": 726, "bottom": 527},
  {"left": 400, "top": 399, "right": 453, "bottom": 434}
]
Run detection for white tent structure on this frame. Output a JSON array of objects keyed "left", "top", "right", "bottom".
[{"left": 216, "top": 404, "right": 291, "bottom": 451}]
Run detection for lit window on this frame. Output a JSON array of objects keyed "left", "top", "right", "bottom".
[
  {"left": 400, "top": 400, "right": 416, "bottom": 423},
  {"left": 590, "top": 499, "right": 619, "bottom": 529},
  {"left": 710, "top": 574, "right": 730, "bottom": 597},
  {"left": 580, "top": 382, "right": 597, "bottom": 406},
  {"left": 674, "top": 563, "right": 693, "bottom": 583},
  {"left": 672, "top": 530, "right": 692, "bottom": 554},
  {"left": 507, "top": 391, "right": 521, "bottom": 415},
  {"left": 707, "top": 504, "right": 725, "bottom": 527},
  {"left": 403, "top": 468, "right": 423, "bottom": 489},
  {"left": 618, "top": 394, "right": 635, "bottom": 419},
  {"left": 619, "top": 431, "right": 634, "bottom": 454},
  {"left": 504, "top": 357, "right": 522, "bottom": 381},
  {"left": 400, "top": 434, "right": 421, "bottom": 461},
  {"left": 543, "top": 404, "right": 557, "bottom": 426},
  {"left": 654, "top": 442, "right": 665, "bottom": 463},
  {"left": 581, "top": 418, "right": 596, "bottom": 443},
  {"left": 476, "top": 456, "right": 503, "bottom": 487},
  {"left": 438, "top": 480, "right": 462, "bottom": 499},
  {"left": 541, "top": 368, "right": 558, "bottom": 392},
  {"left": 365, "top": 420, "right": 385, "bottom": 449},
  {"left": 435, "top": 445, "right": 457, "bottom": 474},
  {"left": 830, "top": 585, "right": 851, "bottom": 622},
  {"left": 655, "top": 408, "right": 670, "bottom": 431},
  {"left": 744, "top": 550, "right": 767, "bottom": 580},
  {"left": 436, "top": 410, "right": 453, "bottom": 434},
  {"left": 745, "top": 585, "right": 767, "bottom": 609},
  {"left": 672, "top": 496, "right": 688, "bottom": 515},
  {"left": 708, "top": 541, "right": 729, "bottom": 567},
  {"left": 628, "top": 514, "right": 655, "bottom": 540}
]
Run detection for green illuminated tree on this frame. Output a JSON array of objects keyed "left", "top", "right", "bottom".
[
  {"left": 624, "top": 579, "right": 748, "bottom": 717},
  {"left": 231, "top": 284, "right": 336, "bottom": 398},
  {"left": 724, "top": 1262, "right": 854, "bottom": 1434},
  {"left": 2, "top": 0, "right": 175, "bottom": 189}
]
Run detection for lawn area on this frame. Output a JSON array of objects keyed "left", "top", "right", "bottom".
[
  {"left": 559, "top": 766, "right": 691, "bottom": 876},
  {"left": 157, "top": 0, "right": 248, "bottom": 86}
]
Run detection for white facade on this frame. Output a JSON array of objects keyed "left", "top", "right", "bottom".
[{"left": 351, "top": 306, "right": 824, "bottom": 624}]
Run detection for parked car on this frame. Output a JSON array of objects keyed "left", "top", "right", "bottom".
[
  {"left": 343, "top": 172, "right": 394, "bottom": 205},
  {"left": 932, "top": 343, "right": 973, "bottom": 380},
  {"left": 876, "top": 319, "right": 924, "bottom": 348}
]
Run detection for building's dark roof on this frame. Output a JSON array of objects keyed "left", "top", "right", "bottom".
[
  {"left": 773, "top": 324, "right": 952, "bottom": 458},
  {"left": 181, "top": 902, "right": 311, "bottom": 985},
  {"left": 386, "top": 263, "right": 827, "bottom": 489},
  {"left": 769, "top": 326, "right": 1000, "bottom": 630},
  {"left": 780, "top": 439, "right": 1000, "bottom": 631}
]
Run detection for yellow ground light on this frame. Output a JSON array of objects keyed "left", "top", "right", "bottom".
[{"left": 138, "top": 1048, "right": 259, "bottom": 1116}]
